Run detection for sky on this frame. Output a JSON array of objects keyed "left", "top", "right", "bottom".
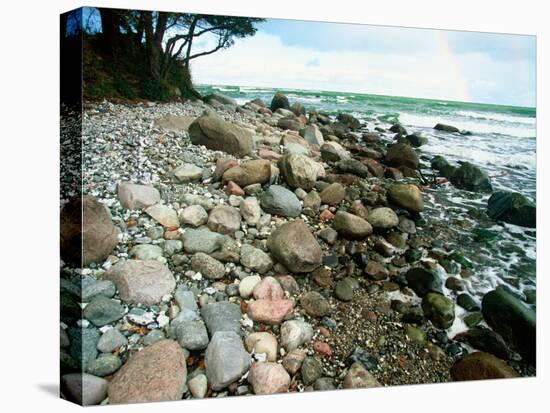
[{"left": 192, "top": 18, "right": 536, "bottom": 107}]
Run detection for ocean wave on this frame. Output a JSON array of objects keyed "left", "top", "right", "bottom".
[
  {"left": 455, "top": 110, "right": 536, "bottom": 125},
  {"left": 399, "top": 112, "right": 536, "bottom": 139}
]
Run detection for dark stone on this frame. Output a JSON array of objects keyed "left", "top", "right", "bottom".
[
  {"left": 336, "top": 113, "right": 361, "bottom": 130},
  {"left": 450, "top": 162, "right": 493, "bottom": 192},
  {"left": 457, "top": 293, "right": 480, "bottom": 311},
  {"left": 389, "top": 123, "right": 407, "bottom": 135},
  {"left": 405, "top": 267, "right": 443, "bottom": 297},
  {"left": 422, "top": 292, "right": 455, "bottom": 329},
  {"left": 323, "top": 255, "right": 339, "bottom": 268},
  {"left": 405, "top": 134, "right": 428, "bottom": 147},
  {"left": 348, "top": 347, "right": 379, "bottom": 371},
  {"left": 270, "top": 92, "right": 290, "bottom": 112},
  {"left": 482, "top": 286, "right": 536, "bottom": 364},
  {"left": 384, "top": 143, "right": 419, "bottom": 169},
  {"left": 434, "top": 123, "right": 460, "bottom": 133},
  {"left": 454, "top": 326, "right": 515, "bottom": 360},
  {"left": 487, "top": 191, "right": 536, "bottom": 228}
]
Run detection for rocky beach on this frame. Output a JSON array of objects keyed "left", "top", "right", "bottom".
[{"left": 60, "top": 91, "right": 536, "bottom": 405}]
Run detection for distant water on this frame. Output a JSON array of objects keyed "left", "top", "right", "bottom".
[{"left": 197, "top": 84, "right": 537, "bottom": 300}]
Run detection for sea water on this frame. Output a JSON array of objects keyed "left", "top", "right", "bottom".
[{"left": 197, "top": 84, "right": 536, "bottom": 302}]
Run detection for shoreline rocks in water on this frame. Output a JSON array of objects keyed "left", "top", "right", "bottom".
[{"left": 60, "top": 91, "right": 535, "bottom": 406}]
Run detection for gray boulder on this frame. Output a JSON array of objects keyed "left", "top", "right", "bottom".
[{"left": 205, "top": 331, "right": 251, "bottom": 390}]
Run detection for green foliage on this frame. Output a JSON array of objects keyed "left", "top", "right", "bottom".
[
  {"left": 114, "top": 77, "right": 136, "bottom": 100},
  {"left": 140, "top": 79, "right": 171, "bottom": 101}
]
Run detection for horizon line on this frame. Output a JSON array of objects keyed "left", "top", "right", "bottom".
[{"left": 195, "top": 81, "right": 536, "bottom": 110}]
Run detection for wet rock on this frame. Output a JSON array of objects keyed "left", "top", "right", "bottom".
[
  {"left": 205, "top": 331, "right": 250, "bottom": 391},
  {"left": 405, "top": 267, "right": 442, "bottom": 297},
  {"left": 337, "top": 113, "right": 361, "bottom": 130},
  {"left": 271, "top": 92, "right": 290, "bottom": 112},
  {"left": 108, "top": 340, "right": 187, "bottom": 404},
  {"left": 336, "top": 159, "right": 370, "bottom": 178},
  {"left": 280, "top": 320, "right": 314, "bottom": 351},
  {"left": 389, "top": 123, "right": 407, "bottom": 135},
  {"left": 422, "top": 292, "right": 455, "bottom": 329},
  {"left": 367, "top": 207, "right": 399, "bottom": 230},
  {"left": 260, "top": 185, "right": 302, "bottom": 217},
  {"left": 189, "top": 113, "right": 254, "bottom": 157},
  {"left": 223, "top": 159, "right": 271, "bottom": 187},
  {"left": 118, "top": 183, "right": 160, "bottom": 210},
  {"left": 405, "top": 133, "right": 428, "bottom": 147},
  {"left": 482, "top": 286, "right": 536, "bottom": 364},
  {"left": 487, "top": 191, "right": 536, "bottom": 228},
  {"left": 300, "top": 291, "right": 330, "bottom": 317},
  {"left": 343, "top": 362, "right": 380, "bottom": 389},
  {"left": 434, "top": 123, "right": 460, "bottom": 133},
  {"left": 450, "top": 352, "right": 519, "bottom": 381},
  {"left": 191, "top": 252, "right": 225, "bottom": 280},
  {"left": 207, "top": 205, "right": 241, "bottom": 235},
  {"left": 333, "top": 210, "right": 373, "bottom": 239},
  {"left": 248, "top": 362, "right": 290, "bottom": 394},
  {"left": 385, "top": 143, "right": 419, "bottom": 169},
  {"left": 454, "top": 326, "right": 515, "bottom": 360},
  {"left": 364, "top": 261, "right": 389, "bottom": 281},
  {"left": 387, "top": 184, "right": 424, "bottom": 212},
  {"left": 60, "top": 195, "right": 119, "bottom": 266},
  {"left": 267, "top": 219, "right": 322, "bottom": 273},
  {"left": 451, "top": 161, "right": 493, "bottom": 192},
  {"left": 105, "top": 260, "right": 176, "bottom": 306}
]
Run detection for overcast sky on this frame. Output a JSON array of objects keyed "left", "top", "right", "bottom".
[{"left": 192, "top": 19, "right": 536, "bottom": 107}]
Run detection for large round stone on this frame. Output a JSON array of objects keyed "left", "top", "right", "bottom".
[
  {"left": 267, "top": 219, "right": 322, "bottom": 273},
  {"left": 367, "top": 207, "right": 399, "bottom": 230},
  {"left": 279, "top": 153, "right": 321, "bottom": 190},
  {"left": 60, "top": 195, "right": 119, "bottom": 266},
  {"left": 387, "top": 184, "right": 424, "bottom": 212},
  {"left": 384, "top": 143, "right": 419, "bottom": 169},
  {"left": 260, "top": 185, "right": 302, "bottom": 217},
  {"left": 248, "top": 362, "right": 290, "bottom": 394},
  {"left": 104, "top": 260, "right": 176, "bottom": 306},
  {"left": 222, "top": 159, "right": 271, "bottom": 188},
  {"left": 117, "top": 183, "right": 160, "bottom": 210},
  {"left": 450, "top": 352, "right": 519, "bottom": 381},
  {"left": 108, "top": 340, "right": 187, "bottom": 404},
  {"left": 188, "top": 113, "right": 254, "bottom": 157},
  {"left": 333, "top": 210, "right": 373, "bottom": 239}
]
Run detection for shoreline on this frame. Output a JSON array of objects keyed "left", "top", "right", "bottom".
[{"left": 60, "top": 92, "right": 536, "bottom": 405}]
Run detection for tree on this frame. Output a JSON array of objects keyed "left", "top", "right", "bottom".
[{"left": 93, "top": 8, "right": 264, "bottom": 98}]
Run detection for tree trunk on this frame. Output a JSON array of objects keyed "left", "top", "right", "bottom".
[{"left": 98, "top": 8, "right": 120, "bottom": 58}]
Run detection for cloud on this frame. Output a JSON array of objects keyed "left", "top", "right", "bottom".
[
  {"left": 191, "top": 31, "right": 535, "bottom": 106},
  {"left": 305, "top": 58, "right": 320, "bottom": 67}
]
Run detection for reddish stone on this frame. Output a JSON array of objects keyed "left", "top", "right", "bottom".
[
  {"left": 253, "top": 276, "right": 285, "bottom": 300},
  {"left": 385, "top": 167, "right": 404, "bottom": 180},
  {"left": 247, "top": 299, "right": 294, "bottom": 325},
  {"left": 363, "top": 158, "right": 385, "bottom": 178},
  {"left": 313, "top": 341, "right": 333, "bottom": 357},
  {"left": 319, "top": 210, "right": 335, "bottom": 221},
  {"left": 325, "top": 174, "right": 358, "bottom": 186},
  {"left": 164, "top": 230, "right": 180, "bottom": 240},
  {"left": 108, "top": 340, "right": 187, "bottom": 404},
  {"left": 248, "top": 362, "right": 290, "bottom": 395},
  {"left": 213, "top": 158, "right": 238, "bottom": 181},
  {"left": 258, "top": 149, "right": 282, "bottom": 161},
  {"left": 225, "top": 181, "right": 245, "bottom": 196},
  {"left": 319, "top": 327, "right": 331, "bottom": 337}
]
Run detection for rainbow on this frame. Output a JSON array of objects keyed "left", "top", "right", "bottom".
[{"left": 433, "top": 31, "right": 471, "bottom": 102}]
